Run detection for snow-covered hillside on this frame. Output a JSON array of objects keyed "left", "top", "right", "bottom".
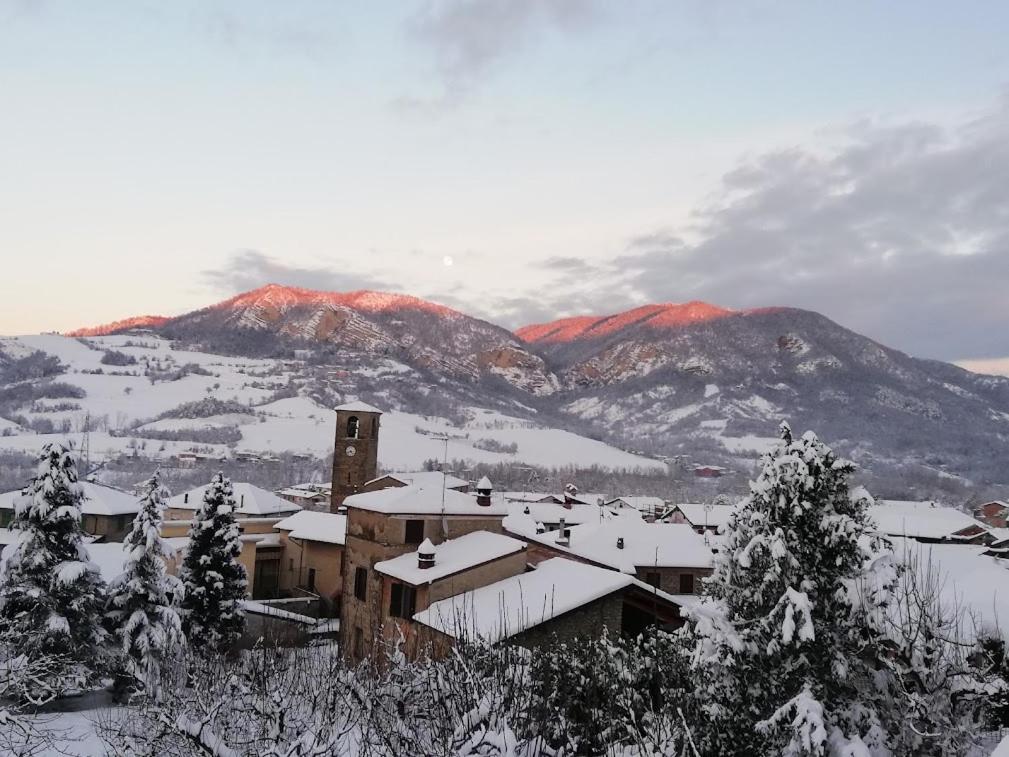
[{"left": 0, "top": 335, "right": 663, "bottom": 472}]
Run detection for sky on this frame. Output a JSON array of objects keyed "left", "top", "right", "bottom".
[{"left": 2, "top": 1, "right": 1008, "bottom": 362}]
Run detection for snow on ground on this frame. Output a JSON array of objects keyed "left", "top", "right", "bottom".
[
  {"left": 0, "top": 335, "right": 664, "bottom": 471},
  {"left": 718, "top": 435, "right": 780, "bottom": 454}
]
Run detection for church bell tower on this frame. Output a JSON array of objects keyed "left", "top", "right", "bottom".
[{"left": 330, "top": 401, "right": 382, "bottom": 511}]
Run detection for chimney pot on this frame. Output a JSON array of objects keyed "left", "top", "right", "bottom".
[
  {"left": 617, "top": 537, "right": 624, "bottom": 549},
  {"left": 417, "top": 538, "right": 436, "bottom": 570}
]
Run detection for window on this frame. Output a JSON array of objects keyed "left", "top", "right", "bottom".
[
  {"left": 679, "top": 573, "right": 695, "bottom": 594},
  {"left": 288, "top": 558, "right": 294, "bottom": 571},
  {"left": 347, "top": 416, "right": 360, "bottom": 439},
  {"left": 307, "top": 568, "right": 317, "bottom": 592},
  {"left": 389, "top": 583, "right": 417, "bottom": 619},
  {"left": 405, "top": 519, "right": 425, "bottom": 544},
  {"left": 354, "top": 567, "right": 368, "bottom": 601},
  {"left": 644, "top": 572, "right": 661, "bottom": 589}
]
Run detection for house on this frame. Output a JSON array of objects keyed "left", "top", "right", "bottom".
[
  {"left": 504, "top": 516, "right": 714, "bottom": 597},
  {"left": 165, "top": 482, "right": 302, "bottom": 521},
  {"left": 367, "top": 531, "right": 528, "bottom": 658},
  {"left": 275, "top": 484, "right": 330, "bottom": 509},
  {"left": 606, "top": 496, "right": 668, "bottom": 517},
  {"left": 0, "top": 481, "right": 140, "bottom": 541},
  {"left": 693, "top": 465, "right": 726, "bottom": 478},
  {"left": 500, "top": 491, "right": 564, "bottom": 505},
  {"left": 867, "top": 500, "right": 992, "bottom": 545},
  {"left": 273, "top": 510, "right": 347, "bottom": 616},
  {"left": 974, "top": 500, "right": 1009, "bottom": 528},
  {"left": 339, "top": 482, "right": 510, "bottom": 662},
  {"left": 667, "top": 502, "right": 737, "bottom": 533},
  {"left": 360, "top": 471, "right": 470, "bottom": 494},
  {"left": 413, "top": 557, "right": 685, "bottom": 652}
]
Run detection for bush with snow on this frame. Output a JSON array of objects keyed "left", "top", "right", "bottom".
[
  {"left": 686, "top": 423, "right": 895, "bottom": 755},
  {"left": 179, "top": 472, "right": 247, "bottom": 653},
  {"left": 105, "top": 471, "right": 185, "bottom": 698},
  {"left": 0, "top": 443, "right": 109, "bottom": 703}
]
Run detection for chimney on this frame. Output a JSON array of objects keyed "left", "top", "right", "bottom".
[
  {"left": 183, "top": 492, "right": 189, "bottom": 504},
  {"left": 563, "top": 483, "right": 577, "bottom": 509},
  {"left": 556, "top": 517, "right": 569, "bottom": 546},
  {"left": 476, "top": 476, "right": 493, "bottom": 507},
  {"left": 417, "top": 538, "right": 436, "bottom": 570},
  {"left": 616, "top": 537, "right": 624, "bottom": 550}
]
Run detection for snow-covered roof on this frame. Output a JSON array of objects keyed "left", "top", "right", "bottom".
[
  {"left": 242, "top": 600, "right": 318, "bottom": 626},
  {"left": 566, "top": 492, "right": 608, "bottom": 506},
  {"left": 500, "top": 492, "right": 562, "bottom": 504},
  {"left": 519, "top": 520, "right": 714, "bottom": 573},
  {"left": 366, "top": 471, "right": 469, "bottom": 491},
  {"left": 0, "top": 481, "right": 141, "bottom": 517},
  {"left": 334, "top": 401, "right": 383, "bottom": 414},
  {"left": 375, "top": 531, "right": 526, "bottom": 585},
  {"left": 607, "top": 496, "right": 666, "bottom": 511},
  {"left": 413, "top": 557, "right": 634, "bottom": 644},
  {"left": 504, "top": 500, "right": 642, "bottom": 528},
  {"left": 167, "top": 482, "right": 301, "bottom": 516},
  {"left": 273, "top": 511, "right": 347, "bottom": 545},
  {"left": 276, "top": 486, "right": 327, "bottom": 499},
  {"left": 868, "top": 500, "right": 989, "bottom": 540},
  {"left": 345, "top": 485, "right": 509, "bottom": 515},
  {"left": 889, "top": 538, "right": 1009, "bottom": 643},
  {"left": 671, "top": 503, "right": 737, "bottom": 529}
]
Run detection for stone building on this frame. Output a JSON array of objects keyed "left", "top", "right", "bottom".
[
  {"left": 0, "top": 481, "right": 140, "bottom": 541},
  {"left": 273, "top": 510, "right": 347, "bottom": 616},
  {"left": 504, "top": 515, "right": 714, "bottom": 597},
  {"left": 339, "top": 483, "right": 510, "bottom": 662},
  {"left": 329, "top": 401, "right": 382, "bottom": 509},
  {"left": 165, "top": 481, "right": 301, "bottom": 521}
]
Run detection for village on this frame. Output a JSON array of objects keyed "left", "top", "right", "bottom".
[{"left": 4, "top": 399, "right": 1008, "bottom": 668}]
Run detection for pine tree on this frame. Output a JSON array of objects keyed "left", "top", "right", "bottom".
[
  {"left": 179, "top": 473, "right": 247, "bottom": 653},
  {"left": 105, "top": 472, "right": 184, "bottom": 696},
  {"left": 0, "top": 443, "right": 108, "bottom": 703},
  {"left": 687, "top": 423, "right": 894, "bottom": 756}
]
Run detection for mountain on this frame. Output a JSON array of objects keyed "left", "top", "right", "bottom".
[
  {"left": 68, "top": 315, "right": 170, "bottom": 337},
  {"left": 77, "top": 284, "right": 559, "bottom": 397},
  {"left": 521, "top": 303, "right": 1009, "bottom": 488},
  {"left": 64, "top": 288, "right": 1009, "bottom": 491}
]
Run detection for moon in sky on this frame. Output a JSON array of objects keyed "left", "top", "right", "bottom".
[{"left": 442, "top": 255, "right": 454, "bottom": 267}]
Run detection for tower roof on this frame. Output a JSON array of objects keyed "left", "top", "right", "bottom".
[{"left": 335, "top": 401, "right": 383, "bottom": 414}]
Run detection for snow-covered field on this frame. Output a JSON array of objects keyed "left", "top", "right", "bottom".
[{"left": 0, "top": 335, "right": 664, "bottom": 471}]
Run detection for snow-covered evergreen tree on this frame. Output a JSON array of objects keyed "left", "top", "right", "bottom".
[
  {"left": 0, "top": 443, "right": 108, "bottom": 703},
  {"left": 179, "top": 473, "right": 246, "bottom": 652},
  {"left": 687, "top": 423, "right": 894, "bottom": 756},
  {"left": 105, "top": 471, "right": 184, "bottom": 696}
]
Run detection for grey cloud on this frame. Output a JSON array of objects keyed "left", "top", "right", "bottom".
[
  {"left": 404, "top": 0, "right": 600, "bottom": 105},
  {"left": 540, "top": 256, "right": 596, "bottom": 274},
  {"left": 203, "top": 250, "right": 389, "bottom": 295},
  {"left": 598, "top": 96, "right": 1009, "bottom": 361}
]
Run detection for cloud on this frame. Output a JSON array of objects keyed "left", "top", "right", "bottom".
[
  {"left": 203, "top": 250, "right": 389, "bottom": 295},
  {"left": 403, "top": 0, "right": 600, "bottom": 106},
  {"left": 557, "top": 96, "right": 1009, "bottom": 361}
]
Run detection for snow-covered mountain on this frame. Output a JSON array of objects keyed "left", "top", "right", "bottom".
[
  {"left": 52, "top": 287, "right": 1009, "bottom": 487},
  {"left": 153, "top": 284, "right": 558, "bottom": 396},
  {"left": 520, "top": 304, "right": 1009, "bottom": 486},
  {"left": 0, "top": 333, "right": 659, "bottom": 472}
]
